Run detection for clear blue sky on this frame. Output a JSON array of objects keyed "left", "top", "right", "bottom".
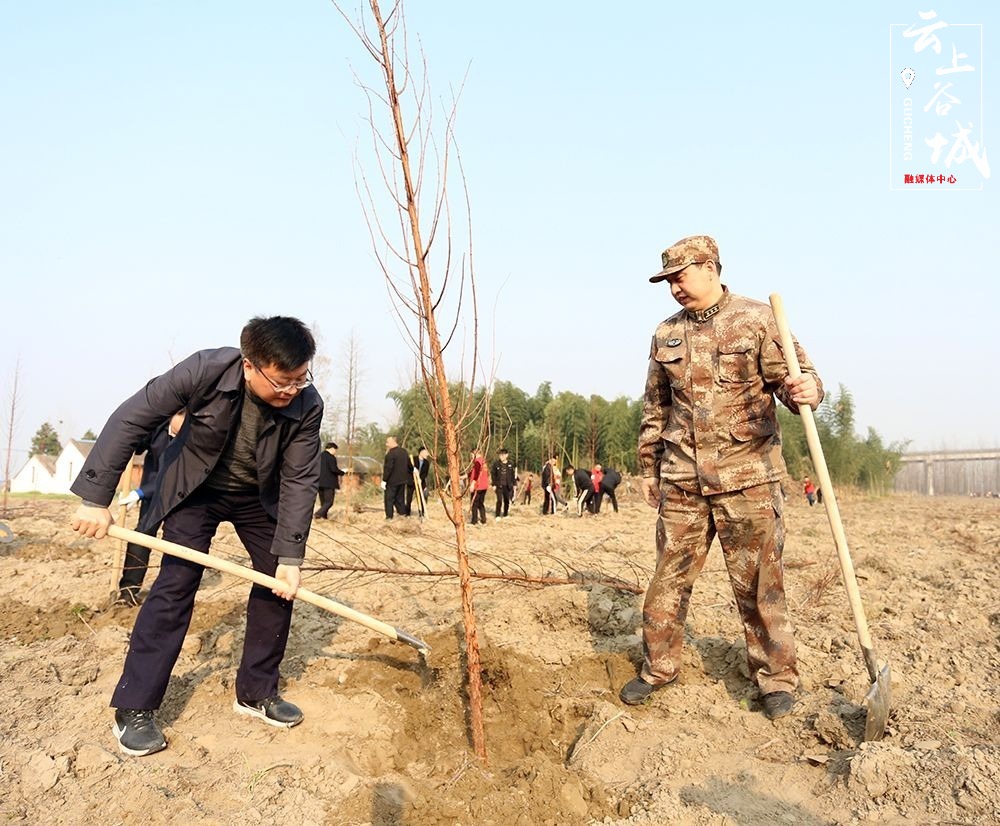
[{"left": 1, "top": 1, "right": 997, "bottom": 475}]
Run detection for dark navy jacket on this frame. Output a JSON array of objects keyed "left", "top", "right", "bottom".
[{"left": 71, "top": 347, "right": 323, "bottom": 562}]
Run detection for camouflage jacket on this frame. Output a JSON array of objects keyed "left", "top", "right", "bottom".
[{"left": 637, "top": 288, "right": 823, "bottom": 495}]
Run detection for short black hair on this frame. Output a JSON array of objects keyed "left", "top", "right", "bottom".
[
  {"left": 499, "top": 447, "right": 509, "bottom": 454},
  {"left": 325, "top": 441, "right": 338, "bottom": 450},
  {"left": 241, "top": 316, "right": 316, "bottom": 372}
]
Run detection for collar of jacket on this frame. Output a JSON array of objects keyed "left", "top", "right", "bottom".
[
  {"left": 686, "top": 285, "right": 731, "bottom": 323},
  {"left": 216, "top": 353, "right": 317, "bottom": 423}
]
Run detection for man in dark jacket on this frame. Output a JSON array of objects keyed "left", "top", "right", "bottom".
[
  {"left": 490, "top": 447, "right": 516, "bottom": 519},
  {"left": 116, "top": 410, "right": 187, "bottom": 606},
  {"left": 382, "top": 435, "right": 412, "bottom": 518},
  {"left": 314, "top": 442, "right": 345, "bottom": 519},
  {"left": 70, "top": 316, "right": 322, "bottom": 758}
]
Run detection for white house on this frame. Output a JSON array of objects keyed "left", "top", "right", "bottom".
[{"left": 10, "top": 439, "right": 96, "bottom": 494}]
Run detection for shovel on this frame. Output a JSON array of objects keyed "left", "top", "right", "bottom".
[
  {"left": 769, "top": 294, "right": 891, "bottom": 742},
  {"left": 107, "top": 524, "right": 431, "bottom": 656},
  {"left": 412, "top": 467, "right": 427, "bottom": 519}
]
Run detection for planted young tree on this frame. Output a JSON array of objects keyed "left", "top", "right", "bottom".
[
  {"left": 2, "top": 358, "right": 22, "bottom": 515},
  {"left": 310, "top": 322, "right": 341, "bottom": 443},
  {"left": 342, "top": 330, "right": 362, "bottom": 456},
  {"left": 338, "top": 329, "right": 364, "bottom": 516},
  {"left": 335, "top": 0, "right": 488, "bottom": 760}
]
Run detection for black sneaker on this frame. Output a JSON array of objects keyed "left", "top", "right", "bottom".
[
  {"left": 112, "top": 709, "right": 166, "bottom": 756},
  {"left": 762, "top": 691, "right": 795, "bottom": 720},
  {"left": 619, "top": 677, "right": 674, "bottom": 705},
  {"left": 233, "top": 696, "right": 303, "bottom": 728}
]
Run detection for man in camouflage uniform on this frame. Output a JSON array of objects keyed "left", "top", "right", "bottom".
[{"left": 619, "top": 235, "right": 823, "bottom": 720}]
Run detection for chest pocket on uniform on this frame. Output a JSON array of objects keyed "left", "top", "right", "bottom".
[
  {"left": 655, "top": 341, "right": 687, "bottom": 388},
  {"left": 717, "top": 339, "right": 758, "bottom": 383}
]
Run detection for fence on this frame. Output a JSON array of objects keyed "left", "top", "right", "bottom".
[{"left": 894, "top": 450, "right": 1000, "bottom": 496}]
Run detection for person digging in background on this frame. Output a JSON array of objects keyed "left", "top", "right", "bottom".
[
  {"left": 567, "top": 464, "right": 593, "bottom": 515},
  {"left": 70, "top": 316, "right": 322, "bottom": 756},
  {"left": 596, "top": 466, "right": 622, "bottom": 513},
  {"left": 408, "top": 445, "right": 431, "bottom": 517},
  {"left": 382, "top": 435, "right": 413, "bottom": 519},
  {"left": 621, "top": 235, "right": 823, "bottom": 721}
]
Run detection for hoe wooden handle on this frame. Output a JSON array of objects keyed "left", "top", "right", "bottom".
[{"left": 107, "top": 524, "right": 430, "bottom": 654}]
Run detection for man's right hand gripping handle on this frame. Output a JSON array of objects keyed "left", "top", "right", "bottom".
[{"left": 71, "top": 503, "right": 113, "bottom": 539}]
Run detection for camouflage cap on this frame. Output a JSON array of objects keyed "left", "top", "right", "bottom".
[{"left": 649, "top": 235, "right": 720, "bottom": 283}]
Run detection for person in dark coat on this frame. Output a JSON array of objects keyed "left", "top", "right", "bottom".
[
  {"left": 116, "top": 410, "right": 187, "bottom": 606},
  {"left": 70, "top": 316, "right": 322, "bottom": 758},
  {"left": 314, "top": 442, "right": 345, "bottom": 519},
  {"left": 382, "top": 435, "right": 413, "bottom": 518},
  {"left": 490, "top": 447, "right": 516, "bottom": 519},
  {"left": 597, "top": 467, "right": 623, "bottom": 513},
  {"left": 567, "top": 465, "right": 593, "bottom": 515}
]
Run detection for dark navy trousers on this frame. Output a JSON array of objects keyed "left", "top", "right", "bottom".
[{"left": 111, "top": 488, "right": 294, "bottom": 710}]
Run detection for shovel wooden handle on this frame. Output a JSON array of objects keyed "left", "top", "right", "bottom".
[
  {"left": 769, "top": 294, "right": 880, "bottom": 682},
  {"left": 106, "top": 524, "right": 430, "bottom": 654}
]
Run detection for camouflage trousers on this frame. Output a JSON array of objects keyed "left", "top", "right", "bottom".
[{"left": 640, "top": 480, "right": 798, "bottom": 694}]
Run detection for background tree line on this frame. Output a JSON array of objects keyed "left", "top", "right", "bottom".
[
  {"left": 352, "top": 379, "right": 906, "bottom": 493},
  {"left": 23, "top": 381, "right": 903, "bottom": 495}
]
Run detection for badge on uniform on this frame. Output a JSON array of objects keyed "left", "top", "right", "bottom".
[{"left": 666, "top": 338, "right": 682, "bottom": 347}]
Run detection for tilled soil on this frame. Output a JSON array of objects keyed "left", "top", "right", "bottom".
[{"left": 0, "top": 491, "right": 997, "bottom": 825}]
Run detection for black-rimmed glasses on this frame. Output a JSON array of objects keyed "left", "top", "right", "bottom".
[{"left": 253, "top": 363, "right": 313, "bottom": 393}]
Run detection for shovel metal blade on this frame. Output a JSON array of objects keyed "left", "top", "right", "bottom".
[{"left": 862, "top": 661, "right": 892, "bottom": 742}]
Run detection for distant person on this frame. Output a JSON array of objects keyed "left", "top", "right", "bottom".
[
  {"left": 468, "top": 449, "right": 489, "bottom": 525},
  {"left": 70, "top": 316, "right": 322, "bottom": 756},
  {"left": 568, "top": 464, "right": 593, "bottom": 515},
  {"left": 590, "top": 463, "right": 605, "bottom": 513},
  {"left": 314, "top": 442, "right": 345, "bottom": 519},
  {"left": 382, "top": 436, "right": 412, "bottom": 519},
  {"left": 803, "top": 477, "right": 816, "bottom": 507},
  {"left": 491, "top": 447, "right": 516, "bottom": 519},
  {"left": 816, "top": 486, "right": 823, "bottom": 505},
  {"left": 116, "top": 410, "right": 187, "bottom": 606},
  {"left": 519, "top": 472, "right": 533, "bottom": 506},
  {"left": 540, "top": 455, "right": 559, "bottom": 515},
  {"left": 552, "top": 461, "right": 568, "bottom": 511},
  {"left": 408, "top": 446, "right": 431, "bottom": 517},
  {"left": 597, "top": 467, "right": 623, "bottom": 513},
  {"left": 620, "top": 234, "right": 823, "bottom": 724}
]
